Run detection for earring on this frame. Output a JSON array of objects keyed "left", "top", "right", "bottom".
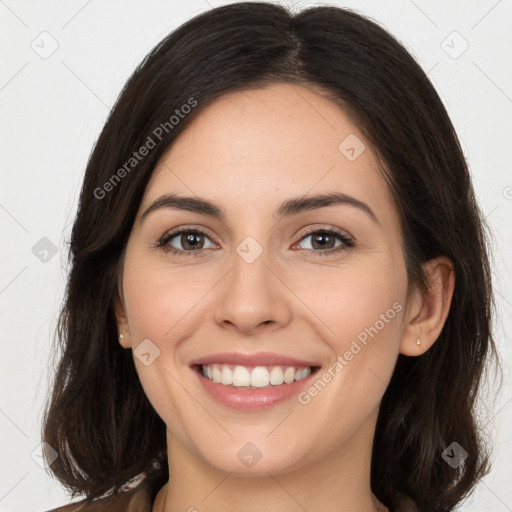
[
  {"left": 119, "top": 334, "right": 124, "bottom": 340},
  {"left": 416, "top": 337, "right": 421, "bottom": 346}
]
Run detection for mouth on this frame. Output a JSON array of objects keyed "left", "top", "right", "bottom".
[
  {"left": 189, "top": 352, "right": 321, "bottom": 411},
  {"left": 193, "top": 363, "right": 318, "bottom": 389}
]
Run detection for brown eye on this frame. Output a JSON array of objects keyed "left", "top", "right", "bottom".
[
  {"left": 158, "top": 229, "right": 216, "bottom": 255},
  {"left": 309, "top": 232, "right": 337, "bottom": 250},
  {"left": 296, "top": 229, "right": 354, "bottom": 254},
  {"left": 178, "top": 232, "right": 206, "bottom": 250}
]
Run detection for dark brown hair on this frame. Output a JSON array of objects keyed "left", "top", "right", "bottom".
[{"left": 42, "top": 2, "right": 501, "bottom": 510}]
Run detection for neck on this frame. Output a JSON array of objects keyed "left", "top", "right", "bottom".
[{"left": 156, "top": 409, "right": 386, "bottom": 512}]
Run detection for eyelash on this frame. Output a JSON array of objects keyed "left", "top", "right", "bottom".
[{"left": 156, "top": 226, "right": 355, "bottom": 258}]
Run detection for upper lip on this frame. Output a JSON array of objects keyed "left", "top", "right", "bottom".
[{"left": 190, "top": 351, "right": 319, "bottom": 368}]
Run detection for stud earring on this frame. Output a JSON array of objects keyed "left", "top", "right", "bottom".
[
  {"left": 416, "top": 337, "right": 421, "bottom": 346},
  {"left": 119, "top": 334, "right": 124, "bottom": 340}
]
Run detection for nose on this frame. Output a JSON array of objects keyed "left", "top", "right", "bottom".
[{"left": 213, "top": 247, "right": 292, "bottom": 335}]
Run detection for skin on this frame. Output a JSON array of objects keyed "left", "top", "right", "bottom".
[{"left": 115, "top": 82, "right": 455, "bottom": 512}]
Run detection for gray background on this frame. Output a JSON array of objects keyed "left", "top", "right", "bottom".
[{"left": 0, "top": 0, "right": 511, "bottom": 510}]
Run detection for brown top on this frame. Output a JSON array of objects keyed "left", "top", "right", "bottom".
[{"left": 45, "top": 481, "right": 418, "bottom": 512}]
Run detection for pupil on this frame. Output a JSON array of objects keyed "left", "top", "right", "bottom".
[
  {"left": 313, "top": 233, "right": 333, "bottom": 250},
  {"left": 183, "top": 233, "right": 202, "bottom": 250}
]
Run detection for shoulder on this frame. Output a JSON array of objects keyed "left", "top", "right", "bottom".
[{"left": 43, "top": 480, "right": 153, "bottom": 512}]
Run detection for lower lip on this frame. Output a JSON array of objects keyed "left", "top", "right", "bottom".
[{"left": 193, "top": 367, "right": 319, "bottom": 411}]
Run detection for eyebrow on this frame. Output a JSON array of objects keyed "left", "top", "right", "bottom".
[{"left": 140, "top": 191, "right": 379, "bottom": 224}]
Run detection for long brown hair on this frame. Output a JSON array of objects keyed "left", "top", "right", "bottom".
[{"left": 42, "top": 2, "right": 501, "bottom": 510}]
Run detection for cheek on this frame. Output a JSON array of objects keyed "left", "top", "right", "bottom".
[
  {"left": 292, "top": 256, "right": 406, "bottom": 354},
  {"left": 287, "top": 265, "right": 406, "bottom": 452},
  {"left": 121, "top": 254, "right": 204, "bottom": 432},
  {"left": 122, "top": 255, "right": 211, "bottom": 343}
]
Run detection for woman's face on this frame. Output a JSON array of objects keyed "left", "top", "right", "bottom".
[{"left": 117, "top": 82, "right": 411, "bottom": 476}]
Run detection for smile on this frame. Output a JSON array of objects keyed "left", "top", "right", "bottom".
[{"left": 200, "top": 363, "right": 313, "bottom": 388}]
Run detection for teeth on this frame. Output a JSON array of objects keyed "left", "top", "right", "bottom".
[
  {"left": 296, "top": 367, "right": 310, "bottom": 381},
  {"left": 251, "top": 366, "right": 270, "bottom": 388},
  {"left": 233, "top": 365, "right": 251, "bottom": 386},
  {"left": 284, "top": 367, "right": 295, "bottom": 383},
  {"left": 221, "top": 366, "right": 233, "bottom": 385},
  {"left": 200, "top": 364, "right": 312, "bottom": 388},
  {"left": 269, "top": 366, "right": 284, "bottom": 385},
  {"left": 212, "top": 366, "right": 221, "bottom": 383}
]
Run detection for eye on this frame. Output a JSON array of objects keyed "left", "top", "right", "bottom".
[
  {"left": 157, "top": 228, "right": 216, "bottom": 256},
  {"left": 155, "top": 225, "right": 355, "bottom": 258},
  {"left": 293, "top": 227, "right": 354, "bottom": 256}
]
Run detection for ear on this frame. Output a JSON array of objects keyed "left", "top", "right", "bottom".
[
  {"left": 113, "top": 294, "right": 132, "bottom": 349},
  {"left": 400, "top": 256, "right": 455, "bottom": 356}
]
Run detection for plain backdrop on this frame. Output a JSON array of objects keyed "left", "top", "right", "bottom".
[{"left": 0, "top": 1, "right": 511, "bottom": 511}]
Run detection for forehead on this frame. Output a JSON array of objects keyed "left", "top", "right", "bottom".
[{"left": 142, "top": 82, "right": 396, "bottom": 226}]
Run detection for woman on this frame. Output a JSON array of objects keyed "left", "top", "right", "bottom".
[{"left": 42, "top": 2, "right": 499, "bottom": 511}]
